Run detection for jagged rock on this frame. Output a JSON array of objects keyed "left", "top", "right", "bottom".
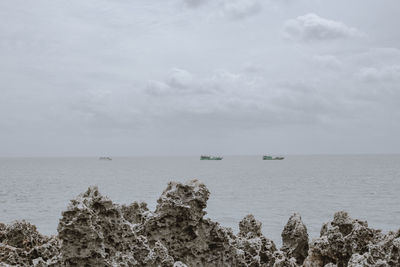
[
  {"left": 139, "top": 180, "right": 219, "bottom": 265},
  {"left": 346, "top": 253, "right": 391, "bottom": 266},
  {"left": 344, "top": 229, "right": 400, "bottom": 267},
  {"left": 140, "top": 180, "right": 278, "bottom": 266},
  {"left": 121, "top": 201, "right": 151, "bottom": 224},
  {"left": 347, "top": 253, "right": 374, "bottom": 266},
  {"left": 272, "top": 251, "right": 297, "bottom": 267},
  {"left": 0, "top": 221, "right": 59, "bottom": 266},
  {"left": 173, "top": 261, "right": 188, "bottom": 267},
  {"left": 1, "top": 181, "right": 400, "bottom": 267},
  {"left": 0, "top": 221, "right": 46, "bottom": 251},
  {"left": 303, "top": 211, "right": 388, "bottom": 267},
  {"left": 57, "top": 186, "right": 173, "bottom": 266},
  {"left": 236, "top": 215, "right": 277, "bottom": 266},
  {"left": 239, "top": 214, "right": 263, "bottom": 238},
  {"left": 281, "top": 213, "right": 309, "bottom": 264}
]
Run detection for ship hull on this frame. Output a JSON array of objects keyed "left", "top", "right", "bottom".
[
  {"left": 200, "top": 156, "right": 223, "bottom": 160},
  {"left": 263, "top": 156, "right": 284, "bottom": 160}
]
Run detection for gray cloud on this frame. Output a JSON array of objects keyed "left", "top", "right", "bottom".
[
  {"left": 312, "top": 55, "right": 342, "bottom": 69},
  {"left": 182, "top": 0, "right": 208, "bottom": 8},
  {"left": 357, "top": 66, "right": 400, "bottom": 82},
  {"left": 1, "top": 0, "right": 400, "bottom": 155},
  {"left": 142, "top": 67, "right": 383, "bottom": 129},
  {"left": 219, "top": 0, "right": 262, "bottom": 20},
  {"left": 283, "top": 13, "right": 361, "bottom": 41},
  {"left": 181, "top": 0, "right": 262, "bottom": 20}
]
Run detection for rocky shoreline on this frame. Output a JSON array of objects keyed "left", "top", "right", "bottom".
[{"left": 1, "top": 180, "right": 399, "bottom": 266}]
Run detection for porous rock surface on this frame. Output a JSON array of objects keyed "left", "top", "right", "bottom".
[
  {"left": 0, "top": 221, "right": 59, "bottom": 266},
  {"left": 281, "top": 213, "right": 309, "bottom": 265},
  {"left": 303, "top": 211, "right": 400, "bottom": 267},
  {"left": 1, "top": 180, "right": 399, "bottom": 267}
]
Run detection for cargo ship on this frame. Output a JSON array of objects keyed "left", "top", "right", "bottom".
[
  {"left": 263, "top": 155, "right": 284, "bottom": 160},
  {"left": 200, "top": 155, "right": 223, "bottom": 160},
  {"left": 99, "top": 157, "right": 112, "bottom": 161}
]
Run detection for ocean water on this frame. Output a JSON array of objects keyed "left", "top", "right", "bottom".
[{"left": 1, "top": 155, "right": 399, "bottom": 246}]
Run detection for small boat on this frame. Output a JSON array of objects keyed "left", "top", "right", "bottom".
[
  {"left": 263, "top": 155, "right": 284, "bottom": 160},
  {"left": 200, "top": 155, "right": 223, "bottom": 160},
  {"left": 99, "top": 157, "right": 112, "bottom": 161}
]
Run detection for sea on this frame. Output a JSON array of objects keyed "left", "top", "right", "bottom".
[{"left": 1, "top": 155, "right": 399, "bottom": 246}]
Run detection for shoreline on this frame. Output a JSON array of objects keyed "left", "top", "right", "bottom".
[{"left": 1, "top": 180, "right": 399, "bottom": 266}]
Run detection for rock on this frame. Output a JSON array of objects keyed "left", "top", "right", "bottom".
[
  {"left": 236, "top": 215, "right": 277, "bottom": 266},
  {"left": 173, "top": 261, "right": 188, "bottom": 267},
  {"left": 0, "top": 220, "right": 46, "bottom": 251},
  {"left": 239, "top": 214, "right": 263, "bottom": 238},
  {"left": 141, "top": 180, "right": 277, "bottom": 266},
  {"left": 57, "top": 186, "right": 173, "bottom": 266},
  {"left": 347, "top": 253, "right": 373, "bottom": 267},
  {"left": 53, "top": 180, "right": 279, "bottom": 266},
  {"left": 121, "top": 201, "right": 151, "bottom": 224},
  {"left": 0, "top": 221, "right": 59, "bottom": 266},
  {"left": 303, "top": 211, "right": 390, "bottom": 267},
  {"left": 1, "top": 181, "right": 400, "bottom": 267},
  {"left": 281, "top": 213, "right": 309, "bottom": 264},
  {"left": 272, "top": 251, "right": 297, "bottom": 267},
  {"left": 345, "top": 229, "right": 400, "bottom": 267}
]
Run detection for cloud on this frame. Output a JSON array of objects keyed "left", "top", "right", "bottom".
[
  {"left": 181, "top": 0, "right": 262, "bottom": 20},
  {"left": 146, "top": 68, "right": 211, "bottom": 96},
  {"left": 220, "top": 0, "right": 262, "bottom": 20},
  {"left": 167, "top": 68, "right": 194, "bottom": 88},
  {"left": 312, "top": 55, "right": 342, "bottom": 69},
  {"left": 143, "top": 68, "right": 346, "bottom": 127},
  {"left": 357, "top": 66, "right": 400, "bottom": 82},
  {"left": 1, "top": 0, "right": 400, "bottom": 155},
  {"left": 283, "top": 13, "right": 361, "bottom": 41},
  {"left": 182, "top": 0, "right": 208, "bottom": 8}
]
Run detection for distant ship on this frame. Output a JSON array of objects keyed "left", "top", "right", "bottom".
[
  {"left": 99, "top": 157, "right": 112, "bottom": 161},
  {"left": 200, "top": 155, "right": 223, "bottom": 160},
  {"left": 263, "top": 155, "right": 284, "bottom": 160}
]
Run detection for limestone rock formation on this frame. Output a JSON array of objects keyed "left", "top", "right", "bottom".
[
  {"left": 272, "top": 251, "right": 297, "bottom": 267},
  {"left": 57, "top": 185, "right": 173, "bottom": 266},
  {"left": 0, "top": 221, "right": 59, "bottom": 266},
  {"left": 121, "top": 201, "right": 151, "bottom": 225},
  {"left": 281, "top": 213, "right": 309, "bottom": 264},
  {"left": 303, "top": 211, "right": 400, "bottom": 267},
  {"left": 236, "top": 214, "right": 277, "bottom": 266},
  {"left": 140, "top": 180, "right": 278, "bottom": 266},
  {"left": 1, "top": 181, "right": 399, "bottom": 267}
]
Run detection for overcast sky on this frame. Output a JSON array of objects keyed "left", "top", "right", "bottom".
[{"left": 1, "top": 0, "right": 400, "bottom": 156}]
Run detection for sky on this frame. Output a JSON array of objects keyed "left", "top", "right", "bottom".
[{"left": 1, "top": 0, "right": 400, "bottom": 156}]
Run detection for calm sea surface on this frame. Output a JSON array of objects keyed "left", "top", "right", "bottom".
[{"left": 1, "top": 155, "right": 399, "bottom": 245}]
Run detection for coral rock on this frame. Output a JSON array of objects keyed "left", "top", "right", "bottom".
[
  {"left": 281, "top": 213, "right": 309, "bottom": 264},
  {"left": 303, "top": 211, "right": 392, "bottom": 267},
  {"left": 57, "top": 186, "right": 173, "bottom": 266},
  {"left": 272, "top": 251, "right": 297, "bottom": 267},
  {"left": 0, "top": 221, "right": 59, "bottom": 266},
  {"left": 1, "top": 181, "right": 400, "bottom": 267}
]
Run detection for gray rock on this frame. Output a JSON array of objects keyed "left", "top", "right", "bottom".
[
  {"left": 281, "top": 213, "right": 309, "bottom": 264},
  {"left": 173, "top": 261, "right": 188, "bottom": 267},
  {"left": 57, "top": 185, "right": 173, "bottom": 266},
  {"left": 1, "top": 181, "right": 400, "bottom": 267},
  {"left": 303, "top": 211, "right": 397, "bottom": 267},
  {"left": 0, "top": 221, "right": 59, "bottom": 266},
  {"left": 272, "top": 251, "right": 297, "bottom": 267},
  {"left": 140, "top": 180, "right": 277, "bottom": 266},
  {"left": 239, "top": 214, "right": 263, "bottom": 238},
  {"left": 236, "top": 215, "right": 277, "bottom": 266}
]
